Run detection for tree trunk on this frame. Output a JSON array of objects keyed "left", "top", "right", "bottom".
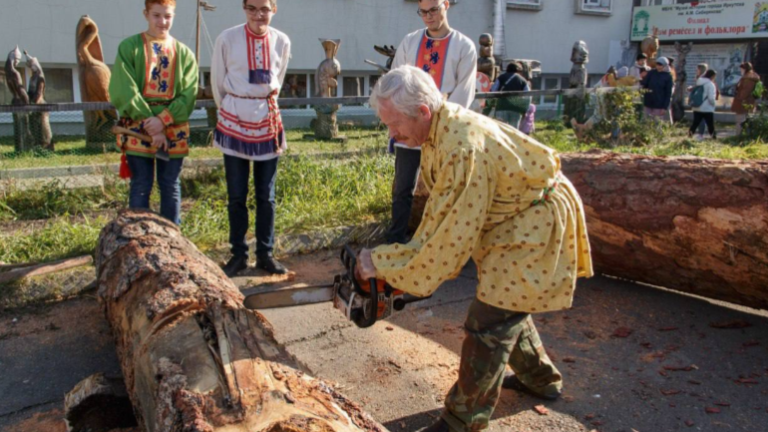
[
  {"left": 411, "top": 152, "right": 768, "bottom": 310},
  {"left": 95, "top": 210, "right": 387, "bottom": 432}
]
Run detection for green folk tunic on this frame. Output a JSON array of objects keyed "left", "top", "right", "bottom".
[
  {"left": 109, "top": 33, "right": 199, "bottom": 158},
  {"left": 372, "top": 102, "right": 594, "bottom": 313}
]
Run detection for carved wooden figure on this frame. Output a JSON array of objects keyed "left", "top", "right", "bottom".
[
  {"left": 76, "top": 15, "right": 116, "bottom": 148},
  {"left": 312, "top": 39, "right": 345, "bottom": 141},
  {"left": 477, "top": 33, "right": 498, "bottom": 83},
  {"left": 5, "top": 46, "right": 33, "bottom": 151},
  {"left": 24, "top": 50, "right": 53, "bottom": 150}
]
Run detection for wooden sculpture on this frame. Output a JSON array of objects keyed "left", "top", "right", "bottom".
[
  {"left": 76, "top": 15, "right": 116, "bottom": 149},
  {"left": 25, "top": 50, "right": 53, "bottom": 150},
  {"left": 4, "top": 46, "right": 33, "bottom": 151}
]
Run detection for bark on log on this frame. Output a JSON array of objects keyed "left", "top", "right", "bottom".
[
  {"left": 95, "top": 210, "right": 386, "bottom": 432},
  {"left": 411, "top": 151, "right": 768, "bottom": 310}
]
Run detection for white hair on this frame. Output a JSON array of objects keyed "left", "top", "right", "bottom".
[{"left": 369, "top": 65, "right": 444, "bottom": 117}]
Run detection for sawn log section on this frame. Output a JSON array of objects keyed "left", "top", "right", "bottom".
[
  {"left": 410, "top": 151, "right": 768, "bottom": 310},
  {"left": 95, "top": 210, "right": 386, "bottom": 432}
]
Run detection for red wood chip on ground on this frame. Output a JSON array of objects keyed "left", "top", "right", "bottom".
[
  {"left": 658, "top": 327, "right": 679, "bottom": 332},
  {"left": 533, "top": 405, "right": 549, "bottom": 416},
  {"left": 709, "top": 320, "right": 752, "bottom": 329},
  {"left": 705, "top": 407, "right": 721, "bottom": 414},
  {"left": 685, "top": 420, "right": 695, "bottom": 427},
  {"left": 563, "top": 357, "right": 577, "bottom": 363},
  {"left": 664, "top": 365, "right": 697, "bottom": 372},
  {"left": 688, "top": 379, "right": 702, "bottom": 385},
  {"left": 714, "top": 402, "right": 731, "bottom": 407},
  {"left": 612, "top": 327, "right": 633, "bottom": 338},
  {"left": 735, "top": 378, "right": 758, "bottom": 384},
  {"left": 661, "top": 389, "right": 682, "bottom": 396}
]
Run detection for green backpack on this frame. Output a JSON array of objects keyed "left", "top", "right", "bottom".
[
  {"left": 753, "top": 80, "right": 764, "bottom": 99},
  {"left": 689, "top": 85, "right": 705, "bottom": 108}
]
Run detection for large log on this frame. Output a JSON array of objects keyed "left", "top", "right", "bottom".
[
  {"left": 411, "top": 151, "right": 768, "bottom": 310},
  {"left": 95, "top": 210, "right": 386, "bottom": 432}
]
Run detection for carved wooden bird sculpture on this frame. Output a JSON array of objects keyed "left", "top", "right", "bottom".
[
  {"left": 76, "top": 15, "right": 113, "bottom": 128},
  {"left": 4, "top": 46, "right": 29, "bottom": 105}
]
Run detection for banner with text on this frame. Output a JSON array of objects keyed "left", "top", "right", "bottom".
[{"left": 631, "top": 1, "right": 768, "bottom": 42}]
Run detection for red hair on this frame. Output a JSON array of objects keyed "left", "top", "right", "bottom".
[{"left": 145, "top": 0, "right": 176, "bottom": 10}]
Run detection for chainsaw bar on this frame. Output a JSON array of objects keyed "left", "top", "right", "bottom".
[{"left": 243, "top": 283, "right": 335, "bottom": 310}]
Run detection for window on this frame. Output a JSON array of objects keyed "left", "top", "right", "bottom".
[
  {"left": 543, "top": 76, "right": 560, "bottom": 104},
  {"left": 507, "top": 0, "right": 543, "bottom": 11},
  {"left": 280, "top": 74, "right": 308, "bottom": 99},
  {"left": 369, "top": 75, "right": 381, "bottom": 94},
  {"left": 576, "top": 0, "right": 611, "bottom": 16},
  {"left": 41, "top": 68, "right": 74, "bottom": 103}
]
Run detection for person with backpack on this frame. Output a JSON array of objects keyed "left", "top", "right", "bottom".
[
  {"left": 491, "top": 62, "right": 530, "bottom": 128},
  {"left": 731, "top": 62, "right": 763, "bottom": 135},
  {"left": 688, "top": 70, "right": 718, "bottom": 139}
]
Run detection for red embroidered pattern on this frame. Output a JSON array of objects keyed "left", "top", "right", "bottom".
[
  {"left": 415, "top": 31, "right": 452, "bottom": 91},
  {"left": 245, "top": 26, "right": 270, "bottom": 71},
  {"left": 142, "top": 34, "right": 176, "bottom": 100}
]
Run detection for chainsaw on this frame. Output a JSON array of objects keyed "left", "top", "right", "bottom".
[{"left": 243, "top": 245, "right": 430, "bottom": 328}]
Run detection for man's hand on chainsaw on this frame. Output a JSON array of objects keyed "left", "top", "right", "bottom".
[{"left": 356, "top": 248, "right": 377, "bottom": 281}]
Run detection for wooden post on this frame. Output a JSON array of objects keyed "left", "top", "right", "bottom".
[{"left": 95, "top": 210, "right": 386, "bottom": 432}]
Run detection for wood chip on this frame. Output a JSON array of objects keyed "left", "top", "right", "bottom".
[
  {"left": 709, "top": 320, "right": 752, "bottom": 329},
  {"left": 705, "top": 407, "right": 720, "bottom": 414},
  {"left": 612, "top": 327, "right": 633, "bottom": 338},
  {"left": 658, "top": 327, "right": 679, "bottom": 332},
  {"left": 685, "top": 420, "right": 695, "bottom": 427},
  {"left": 663, "top": 365, "right": 697, "bottom": 372},
  {"left": 714, "top": 402, "right": 731, "bottom": 407},
  {"left": 533, "top": 405, "right": 549, "bottom": 416},
  {"left": 660, "top": 389, "right": 682, "bottom": 396}
]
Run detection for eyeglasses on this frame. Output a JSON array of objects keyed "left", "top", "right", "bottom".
[
  {"left": 417, "top": 3, "right": 445, "bottom": 17},
  {"left": 244, "top": 6, "right": 273, "bottom": 15}
]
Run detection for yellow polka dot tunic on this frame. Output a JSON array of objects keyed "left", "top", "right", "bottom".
[{"left": 372, "top": 102, "right": 594, "bottom": 313}]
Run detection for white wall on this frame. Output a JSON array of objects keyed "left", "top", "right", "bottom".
[{"left": 0, "top": 0, "right": 632, "bottom": 76}]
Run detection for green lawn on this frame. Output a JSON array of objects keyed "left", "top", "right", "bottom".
[
  {"left": 0, "top": 153, "right": 394, "bottom": 263},
  {"left": 0, "top": 127, "right": 389, "bottom": 170}
]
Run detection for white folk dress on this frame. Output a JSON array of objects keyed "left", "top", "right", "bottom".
[{"left": 212, "top": 24, "right": 291, "bottom": 161}]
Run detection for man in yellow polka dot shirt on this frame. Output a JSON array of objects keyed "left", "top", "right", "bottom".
[{"left": 358, "top": 66, "right": 594, "bottom": 432}]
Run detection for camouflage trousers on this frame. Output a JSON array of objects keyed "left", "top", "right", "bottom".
[{"left": 441, "top": 299, "right": 562, "bottom": 432}]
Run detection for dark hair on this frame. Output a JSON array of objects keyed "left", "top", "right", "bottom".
[
  {"left": 704, "top": 69, "right": 717, "bottom": 79},
  {"left": 506, "top": 62, "right": 520, "bottom": 74},
  {"left": 668, "top": 58, "right": 675, "bottom": 65},
  {"left": 243, "top": 0, "right": 277, "bottom": 6},
  {"left": 741, "top": 62, "right": 753, "bottom": 72},
  {"left": 637, "top": 53, "right": 648, "bottom": 61}
]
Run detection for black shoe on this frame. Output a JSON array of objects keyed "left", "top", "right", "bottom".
[
  {"left": 502, "top": 371, "right": 561, "bottom": 401},
  {"left": 256, "top": 255, "right": 288, "bottom": 275},
  {"left": 418, "top": 418, "right": 450, "bottom": 432},
  {"left": 222, "top": 255, "right": 248, "bottom": 277}
]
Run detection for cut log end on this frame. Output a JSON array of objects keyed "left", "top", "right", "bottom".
[{"left": 64, "top": 373, "right": 137, "bottom": 432}]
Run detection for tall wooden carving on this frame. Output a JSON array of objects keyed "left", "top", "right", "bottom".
[
  {"left": 4, "top": 46, "right": 33, "bottom": 152},
  {"left": 312, "top": 39, "right": 346, "bottom": 142},
  {"left": 25, "top": 50, "right": 53, "bottom": 150},
  {"left": 565, "top": 40, "right": 589, "bottom": 126},
  {"left": 76, "top": 15, "right": 116, "bottom": 150}
]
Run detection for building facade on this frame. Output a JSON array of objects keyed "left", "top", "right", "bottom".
[{"left": 1, "top": 0, "right": 635, "bottom": 111}]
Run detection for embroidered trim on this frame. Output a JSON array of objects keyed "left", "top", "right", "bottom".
[
  {"left": 416, "top": 30, "right": 452, "bottom": 91},
  {"left": 142, "top": 34, "right": 177, "bottom": 100}
]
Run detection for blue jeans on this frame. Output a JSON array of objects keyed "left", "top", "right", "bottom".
[
  {"left": 224, "top": 154, "right": 279, "bottom": 259},
  {"left": 127, "top": 155, "right": 183, "bottom": 225},
  {"left": 386, "top": 146, "right": 421, "bottom": 244}
]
